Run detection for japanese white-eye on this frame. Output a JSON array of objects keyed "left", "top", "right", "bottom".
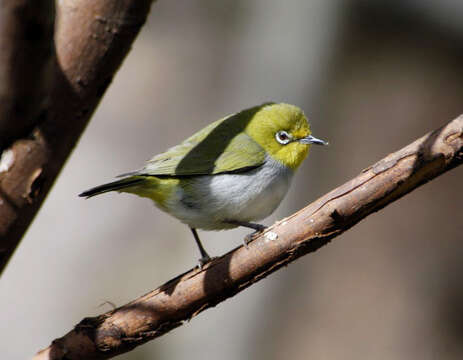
[{"left": 80, "top": 103, "right": 327, "bottom": 265}]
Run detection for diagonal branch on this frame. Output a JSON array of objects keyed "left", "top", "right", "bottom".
[
  {"left": 34, "top": 115, "right": 463, "bottom": 360},
  {"left": 0, "top": 0, "right": 54, "bottom": 149},
  {"left": 0, "top": 0, "right": 154, "bottom": 275}
]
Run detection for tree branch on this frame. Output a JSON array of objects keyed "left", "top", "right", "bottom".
[
  {"left": 34, "top": 116, "right": 463, "bottom": 360},
  {"left": 0, "top": 0, "right": 54, "bottom": 149},
  {"left": 0, "top": 0, "right": 154, "bottom": 275}
]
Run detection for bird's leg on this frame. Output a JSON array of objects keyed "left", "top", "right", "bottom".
[
  {"left": 190, "top": 227, "right": 211, "bottom": 268},
  {"left": 225, "top": 220, "right": 267, "bottom": 246}
]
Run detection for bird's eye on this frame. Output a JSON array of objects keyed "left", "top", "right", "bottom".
[{"left": 275, "top": 131, "right": 291, "bottom": 145}]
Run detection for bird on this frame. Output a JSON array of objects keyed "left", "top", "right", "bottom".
[{"left": 79, "top": 103, "right": 328, "bottom": 266}]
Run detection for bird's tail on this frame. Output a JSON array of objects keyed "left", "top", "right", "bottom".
[{"left": 79, "top": 176, "right": 146, "bottom": 198}]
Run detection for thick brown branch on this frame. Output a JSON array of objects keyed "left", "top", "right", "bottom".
[
  {"left": 34, "top": 116, "right": 463, "bottom": 360},
  {"left": 0, "top": 0, "right": 154, "bottom": 275},
  {"left": 0, "top": 0, "right": 54, "bottom": 148}
]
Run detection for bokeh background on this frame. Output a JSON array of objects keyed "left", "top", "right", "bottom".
[{"left": 1, "top": 0, "right": 463, "bottom": 359}]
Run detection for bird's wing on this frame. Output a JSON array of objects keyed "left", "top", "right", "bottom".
[{"left": 136, "top": 116, "right": 267, "bottom": 177}]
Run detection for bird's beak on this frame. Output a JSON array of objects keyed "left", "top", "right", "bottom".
[{"left": 298, "top": 134, "right": 329, "bottom": 146}]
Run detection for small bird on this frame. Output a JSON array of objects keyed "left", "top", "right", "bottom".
[{"left": 80, "top": 103, "right": 327, "bottom": 265}]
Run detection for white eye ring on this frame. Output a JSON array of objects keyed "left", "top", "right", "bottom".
[{"left": 275, "top": 130, "right": 291, "bottom": 145}]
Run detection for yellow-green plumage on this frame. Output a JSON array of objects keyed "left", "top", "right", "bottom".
[
  {"left": 80, "top": 103, "right": 327, "bottom": 263},
  {"left": 245, "top": 103, "right": 311, "bottom": 170},
  {"left": 123, "top": 177, "right": 178, "bottom": 210}
]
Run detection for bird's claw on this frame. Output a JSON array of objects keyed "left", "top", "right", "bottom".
[
  {"left": 197, "top": 255, "right": 214, "bottom": 269},
  {"left": 243, "top": 234, "right": 253, "bottom": 248},
  {"left": 243, "top": 225, "right": 267, "bottom": 247}
]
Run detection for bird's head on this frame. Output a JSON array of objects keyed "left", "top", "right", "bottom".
[{"left": 246, "top": 103, "right": 328, "bottom": 170}]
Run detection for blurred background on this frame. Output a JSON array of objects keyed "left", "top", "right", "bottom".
[{"left": 1, "top": 0, "right": 463, "bottom": 359}]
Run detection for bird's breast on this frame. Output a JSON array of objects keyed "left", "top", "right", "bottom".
[{"left": 167, "top": 157, "right": 293, "bottom": 230}]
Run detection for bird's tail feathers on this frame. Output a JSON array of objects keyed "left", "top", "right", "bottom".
[{"left": 79, "top": 176, "right": 146, "bottom": 198}]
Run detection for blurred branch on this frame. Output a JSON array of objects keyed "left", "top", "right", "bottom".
[
  {"left": 0, "top": 0, "right": 54, "bottom": 148},
  {"left": 34, "top": 116, "right": 463, "bottom": 360},
  {"left": 0, "top": 0, "right": 54, "bottom": 265},
  {"left": 0, "top": 0, "right": 154, "bottom": 275}
]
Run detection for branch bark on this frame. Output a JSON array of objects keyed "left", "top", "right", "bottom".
[
  {"left": 34, "top": 115, "right": 463, "bottom": 360},
  {"left": 0, "top": 0, "right": 54, "bottom": 149},
  {"left": 0, "top": 0, "right": 154, "bottom": 275}
]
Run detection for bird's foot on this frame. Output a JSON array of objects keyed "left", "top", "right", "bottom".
[
  {"left": 224, "top": 220, "right": 268, "bottom": 248},
  {"left": 190, "top": 227, "right": 213, "bottom": 269},
  {"left": 197, "top": 254, "right": 212, "bottom": 270},
  {"left": 243, "top": 224, "right": 267, "bottom": 247}
]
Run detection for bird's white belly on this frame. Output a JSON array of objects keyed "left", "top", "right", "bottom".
[{"left": 166, "top": 158, "right": 293, "bottom": 230}]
